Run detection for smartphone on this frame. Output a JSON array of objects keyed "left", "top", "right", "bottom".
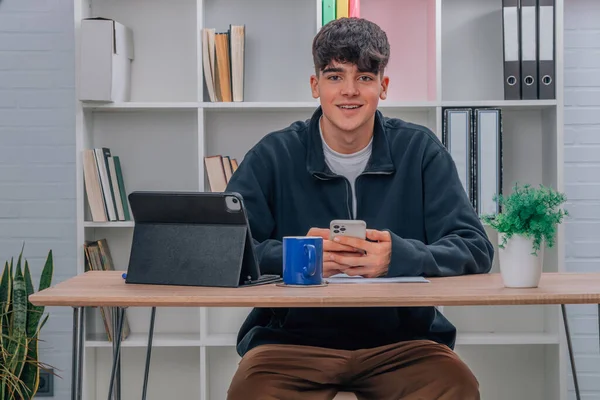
[{"left": 329, "top": 219, "right": 367, "bottom": 241}]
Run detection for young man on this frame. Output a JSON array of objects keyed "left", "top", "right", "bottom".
[{"left": 225, "top": 17, "right": 494, "bottom": 400}]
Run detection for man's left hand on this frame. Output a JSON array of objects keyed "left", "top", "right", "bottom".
[{"left": 329, "top": 229, "right": 392, "bottom": 278}]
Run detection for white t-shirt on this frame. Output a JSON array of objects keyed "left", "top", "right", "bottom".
[{"left": 319, "top": 117, "right": 373, "bottom": 218}]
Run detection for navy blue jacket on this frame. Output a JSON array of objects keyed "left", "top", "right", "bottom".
[{"left": 226, "top": 107, "right": 494, "bottom": 357}]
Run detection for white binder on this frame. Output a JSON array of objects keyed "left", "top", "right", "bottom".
[
  {"left": 442, "top": 109, "right": 474, "bottom": 206},
  {"left": 473, "top": 108, "right": 503, "bottom": 216}
]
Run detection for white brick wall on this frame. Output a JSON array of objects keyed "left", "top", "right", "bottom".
[
  {"left": 0, "top": 0, "right": 76, "bottom": 398},
  {"left": 565, "top": 1, "right": 600, "bottom": 399}
]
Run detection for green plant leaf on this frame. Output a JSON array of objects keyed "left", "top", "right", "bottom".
[
  {"left": 0, "top": 261, "right": 11, "bottom": 356},
  {"left": 8, "top": 262, "right": 28, "bottom": 380},
  {"left": 38, "top": 250, "right": 53, "bottom": 292},
  {"left": 0, "top": 261, "right": 10, "bottom": 311},
  {"left": 20, "top": 334, "right": 39, "bottom": 399},
  {"left": 24, "top": 260, "right": 37, "bottom": 338},
  {"left": 27, "top": 250, "right": 53, "bottom": 341},
  {"left": 482, "top": 183, "right": 568, "bottom": 256}
]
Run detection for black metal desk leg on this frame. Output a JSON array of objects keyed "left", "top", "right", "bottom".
[
  {"left": 71, "top": 307, "right": 81, "bottom": 400},
  {"left": 108, "top": 307, "right": 125, "bottom": 400},
  {"left": 142, "top": 307, "right": 156, "bottom": 400},
  {"left": 77, "top": 307, "right": 84, "bottom": 400},
  {"left": 561, "top": 304, "right": 581, "bottom": 400}
]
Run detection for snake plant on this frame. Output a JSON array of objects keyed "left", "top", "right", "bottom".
[{"left": 0, "top": 247, "right": 54, "bottom": 400}]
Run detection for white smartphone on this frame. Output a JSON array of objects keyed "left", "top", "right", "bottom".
[{"left": 329, "top": 219, "right": 367, "bottom": 241}]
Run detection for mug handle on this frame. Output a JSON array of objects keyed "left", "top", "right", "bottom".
[{"left": 303, "top": 244, "right": 316, "bottom": 277}]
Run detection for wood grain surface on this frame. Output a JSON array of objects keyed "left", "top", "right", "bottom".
[{"left": 28, "top": 271, "right": 600, "bottom": 307}]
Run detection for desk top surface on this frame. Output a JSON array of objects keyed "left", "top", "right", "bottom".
[{"left": 28, "top": 271, "right": 600, "bottom": 307}]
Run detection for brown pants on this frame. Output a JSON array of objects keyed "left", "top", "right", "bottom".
[{"left": 227, "top": 340, "right": 479, "bottom": 400}]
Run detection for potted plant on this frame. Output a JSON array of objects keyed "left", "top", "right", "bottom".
[
  {"left": 482, "top": 183, "right": 568, "bottom": 288},
  {"left": 0, "top": 247, "right": 55, "bottom": 399}
]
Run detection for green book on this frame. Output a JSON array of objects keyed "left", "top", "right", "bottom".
[{"left": 322, "top": 0, "right": 336, "bottom": 26}]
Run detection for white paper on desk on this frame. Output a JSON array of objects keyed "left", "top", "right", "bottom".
[{"left": 325, "top": 273, "right": 429, "bottom": 284}]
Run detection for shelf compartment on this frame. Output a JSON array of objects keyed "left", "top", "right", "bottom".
[
  {"left": 87, "top": 110, "right": 200, "bottom": 192},
  {"left": 205, "top": 346, "right": 241, "bottom": 400},
  {"left": 441, "top": 0, "right": 505, "bottom": 101},
  {"left": 203, "top": 0, "right": 316, "bottom": 102},
  {"left": 86, "top": 0, "right": 198, "bottom": 102},
  {"left": 361, "top": 0, "right": 437, "bottom": 102},
  {"left": 92, "top": 347, "right": 201, "bottom": 399},
  {"left": 455, "top": 345, "right": 560, "bottom": 400}
]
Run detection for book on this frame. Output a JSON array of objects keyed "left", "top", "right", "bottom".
[
  {"left": 204, "top": 154, "right": 239, "bottom": 191},
  {"left": 84, "top": 239, "right": 131, "bottom": 341},
  {"left": 202, "top": 25, "right": 245, "bottom": 102},
  {"left": 83, "top": 148, "right": 131, "bottom": 222}
]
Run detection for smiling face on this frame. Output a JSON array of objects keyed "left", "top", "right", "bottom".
[{"left": 310, "top": 61, "right": 389, "bottom": 153}]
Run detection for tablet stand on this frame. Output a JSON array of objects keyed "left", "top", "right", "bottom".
[{"left": 125, "top": 221, "right": 262, "bottom": 288}]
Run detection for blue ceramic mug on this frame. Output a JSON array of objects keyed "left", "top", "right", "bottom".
[{"left": 283, "top": 236, "right": 324, "bottom": 285}]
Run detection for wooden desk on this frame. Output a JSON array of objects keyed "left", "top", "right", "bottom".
[{"left": 30, "top": 271, "right": 600, "bottom": 400}]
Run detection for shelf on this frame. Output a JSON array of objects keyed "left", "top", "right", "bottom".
[
  {"left": 201, "top": 332, "right": 559, "bottom": 348},
  {"left": 81, "top": 100, "right": 557, "bottom": 112},
  {"left": 440, "top": 100, "right": 558, "bottom": 110},
  {"left": 84, "top": 221, "right": 135, "bottom": 228},
  {"left": 74, "top": 0, "right": 567, "bottom": 397},
  {"left": 201, "top": 101, "right": 319, "bottom": 111},
  {"left": 83, "top": 102, "right": 198, "bottom": 112},
  {"left": 86, "top": 332, "right": 201, "bottom": 348},
  {"left": 456, "top": 332, "right": 559, "bottom": 346}
]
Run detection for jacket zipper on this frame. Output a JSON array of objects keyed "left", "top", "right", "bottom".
[{"left": 344, "top": 178, "right": 352, "bottom": 219}]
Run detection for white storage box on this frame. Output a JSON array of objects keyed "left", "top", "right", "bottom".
[{"left": 78, "top": 18, "right": 134, "bottom": 102}]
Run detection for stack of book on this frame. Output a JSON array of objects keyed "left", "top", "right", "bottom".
[
  {"left": 84, "top": 238, "right": 131, "bottom": 342},
  {"left": 322, "top": 0, "right": 360, "bottom": 26},
  {"left": 201, "top": 25, "right": 245, "bottom": 102},
  {"left": 204, "top": 155, "right": 239, "bottom": 192},
  {"left": 442, "top": 107, "right": 503, "bottom": 217},
  {"left": 82, "top": 148, "right": 131, "bottom": 222}
]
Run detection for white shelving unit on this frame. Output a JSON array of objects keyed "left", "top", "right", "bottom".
[{"left": 74, "top": 0, "right": 566, "bottom": 399}]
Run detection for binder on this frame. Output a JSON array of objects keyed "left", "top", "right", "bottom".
[
  {"left": 520, "top": 0, "right": 538, "bottom": 99},
  {"left": 538, "top": 0, "right": 555, "bottom": 99},
  {"left": 442, "top": 108, "right": 475, "bottom": 207},
  {"left": 473, "top": 108, "right": 503, "bottom": 216},
  {"left": 502, "top": 0, "right": 521, "bottom": 100}
]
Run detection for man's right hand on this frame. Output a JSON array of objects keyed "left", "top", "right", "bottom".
[{"left": 306, "top": 228, "right": 363, "bottom": 277}]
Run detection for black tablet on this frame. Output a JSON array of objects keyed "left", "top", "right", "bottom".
[{"left": 124, "top": 191, "right": 280, "bottom": 287}]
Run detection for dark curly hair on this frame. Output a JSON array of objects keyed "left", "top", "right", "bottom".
[{"left": 312, "top": 17, "right": 390, "bottom": 76}]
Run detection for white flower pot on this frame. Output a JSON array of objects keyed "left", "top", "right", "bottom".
[{"left": 498, "top": 233, "right": 544, "bottom": 288}]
